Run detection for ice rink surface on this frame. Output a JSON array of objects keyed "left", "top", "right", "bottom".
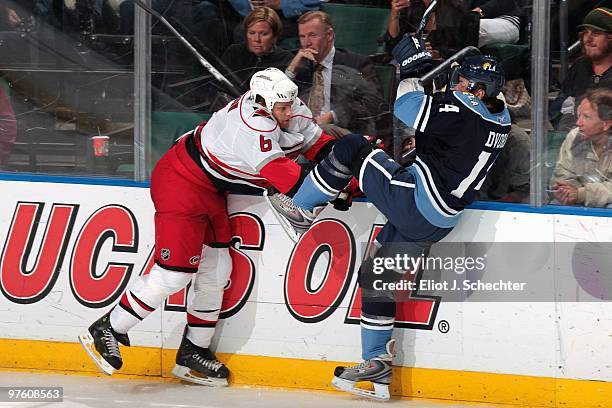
[{"left": 0, "top": 371, "right": 509, "bottom": 408}]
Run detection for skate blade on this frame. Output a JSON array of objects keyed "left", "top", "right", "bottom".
[
  {"left": 331, "top": 376, "right": 390, "bottom": 401},
  {"left": 172, "top": 365, "right": 228, "bottom": 387},
  {"left": 78, "top": 332, "right": 115, "bottom": 376},
  {"left": 263, "top": 191, "right": 301, "bottom": 243}
]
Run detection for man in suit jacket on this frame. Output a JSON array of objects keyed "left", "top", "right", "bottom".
[{"left": 285, "top": 11, "right": 383, "bottom": 137}]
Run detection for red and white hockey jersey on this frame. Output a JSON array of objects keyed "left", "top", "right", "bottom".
[{"left": 183, "top": 91, "right": 333, "bottom": 194}]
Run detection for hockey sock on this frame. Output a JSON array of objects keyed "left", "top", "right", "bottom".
[
  {"left": 110, "top": 264, "right": 192, "bottom": 334},
  {"left": 293, "top": 140, "right": 358, "bottom": 210},
  {"left": 361, "top": 322, "right": 394, "bottom": 360},
  {"left": 186, "top": 247, "right": 232, "bottom": 349},
  {"left": 360, "top": 283, "right": 395, "bottom": 360}
]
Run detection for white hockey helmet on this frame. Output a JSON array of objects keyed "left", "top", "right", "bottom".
[{"left": 250, "top": 68, "right": 298, "bottom": 112}]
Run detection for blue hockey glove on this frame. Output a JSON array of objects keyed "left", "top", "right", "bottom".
[{"left": 392, "top": 34, "right": 432, "bottom": 79}]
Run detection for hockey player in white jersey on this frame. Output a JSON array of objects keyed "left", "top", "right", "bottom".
[{"left": 79, "top": 68, "right": 337, "bottom": 386}]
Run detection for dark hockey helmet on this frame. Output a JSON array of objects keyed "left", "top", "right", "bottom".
[{"left": 450, "top": 55, "right": 505, "bottom": 97}]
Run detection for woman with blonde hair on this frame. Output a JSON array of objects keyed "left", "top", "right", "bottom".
[{"left": 221, "top": 7, "right": 293, "bottom": 89}]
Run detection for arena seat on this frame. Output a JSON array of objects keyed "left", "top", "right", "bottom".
[{"left": 320, "top": 3, "right": 389, "bottom": 56}]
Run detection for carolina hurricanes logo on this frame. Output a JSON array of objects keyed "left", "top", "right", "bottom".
[
  {"left": 253, "top": 108, "right": 272, "bottom": 119},
  {"left": 189, "top": 255, "right": 200, "bottom": 265}
]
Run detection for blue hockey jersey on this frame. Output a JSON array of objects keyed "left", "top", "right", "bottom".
[{"left": 394, "top": 90, "right": 511, "bottom": 224}]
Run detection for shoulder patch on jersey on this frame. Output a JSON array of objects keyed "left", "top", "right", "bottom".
[
  {"left": 253, "top": 108, "right": 272, "bottom": 119},
  {"left": 238, "top": 94, "right": 279, "bottom": 133}
]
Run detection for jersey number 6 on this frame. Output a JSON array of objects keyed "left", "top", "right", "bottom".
[{"left": 260, "top": 135, "right": 272, "bottom": 152}]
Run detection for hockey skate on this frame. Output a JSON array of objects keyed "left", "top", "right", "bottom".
[
  {"left": 331, "top": 339, "right": 395, "bottom": 401},
  {"left": 172, "top": 328, "right": 229, "bottom": 387},
  {"left": 78, "top": 311, "right": 130, "bottom": 376},
  {"left": 263, "top": 190, "right": 324, "bottom": 242}
]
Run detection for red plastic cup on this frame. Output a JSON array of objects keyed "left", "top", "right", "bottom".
[{"left": 92, "top": 135, "right": 110, "bottom": 157}]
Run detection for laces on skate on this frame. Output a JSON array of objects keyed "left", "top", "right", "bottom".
[
  {"left": 193, "top": 353, "right": 224, "bottom": 372},
  {"left": 78, "top": 314, "right": 125, "bottom": 376},
  {"left": 103, "top": 329, "right": 121, "bottom": 358}
]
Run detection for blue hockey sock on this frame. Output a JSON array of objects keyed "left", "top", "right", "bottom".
[
  {"left": 293, "top": 173, "right": 333, "bottom": 210},
  {"left": 361, "top": 326, "right": 393, "bottom": 360},
  {"left": 293, "top": 154, "right": 353, "bottom": 210}
]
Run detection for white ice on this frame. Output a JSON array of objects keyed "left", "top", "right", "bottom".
[{"left": 0, "top": 371, "right": 507, "bottom": 408}]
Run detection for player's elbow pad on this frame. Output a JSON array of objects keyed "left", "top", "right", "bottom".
[
  {"left": 285, "top": 166, "right": 309, "bottom": 197},
  {"left": 260, "top": 157, "right": 307, "bottom": 197}
]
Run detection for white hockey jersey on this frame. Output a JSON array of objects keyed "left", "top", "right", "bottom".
[{"left": 185, "top": 91, "right": 324, "bottom": 193}]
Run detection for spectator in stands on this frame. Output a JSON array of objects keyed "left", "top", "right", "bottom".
[
  {"left": 550, "top": 7, "right": 612, "bottom": 131},
  {"left": 1, "top": 4, "right": 23, "bottom": 28},
  {"left": 387, "top": 0, "right": 427, "bottom": 42},
  {"left": 1, "top": 1, "right": 55, "bottom": 30},
  {"left": 385, "top": 0, "right": 479, "bottom": 62},
  {"left": 221, "top": 7, "right": 293, "bottom": 90},
  {"left": 286, "top": 11, "right": 383, "bottom": 137},
  {"left": 385, "top": 0, "right": 522, "bottom": 61},
  {"left": 192, "top": 1, "right": 244, "bottom": 57},
  {"left": 0, "top": 86, "right": 17, "bottom": 169},
  {"left": 193, "top": 0, "right": 321, "bottom": 57},
  {"left": 551, "top": 87, "right": 612, "bottom": 207},
  {"left": 470, "top": 0, "right": 523, "bottom": 48},
  {"left": 233, "top": 0, "right": 322, "bottom": 42},
  {"left": 478, "top": 124, "right": 531, "bottom": 203}
]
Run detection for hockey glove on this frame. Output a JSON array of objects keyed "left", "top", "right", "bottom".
[
  {"left": 364, "top": 134, "right": 386, "bottom": 150},
  {"left": 330, "top": 178, "right": 361, "bottom": 212},
  {"left": 397, "top": 135, "right": 416, "bottom": 167},
  {"left": 392, "top": 34, "right": 432, "bottom": 80}
]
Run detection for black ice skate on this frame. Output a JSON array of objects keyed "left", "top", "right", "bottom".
[
  {"left": 172, "top": 328, "right": 229, "bottom": 387},
  {"left": 78, "top": 311, "right": 130, "bottom": 375},
  {"left": 263, "top": 189, "right": 325, "bottom": 242},
  {"left": 331, "top": 339, "right": 395, "bottom": 401}
]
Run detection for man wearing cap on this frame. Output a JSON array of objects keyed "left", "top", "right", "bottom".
[{"left": 550, "top": 7, "right": 612, "bottom": 130}]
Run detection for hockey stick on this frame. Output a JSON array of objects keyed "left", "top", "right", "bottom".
[
  {"left": 415, "top": 0, "right": 438, "bottom": 39},
  {"left": 131, "top": 0, "right": 242, "bottom": 97},
  {"left": 418, "top": 45, "right": 481, "bottom": 86}
]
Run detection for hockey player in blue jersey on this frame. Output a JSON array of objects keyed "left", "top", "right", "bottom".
[{"left": 265, "top": 33, "right": 511, "bottom": 400}]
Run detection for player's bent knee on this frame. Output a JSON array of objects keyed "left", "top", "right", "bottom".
[
  {"left": 149, "top": 264, "right": 193, "bottom": 293},
  {"left": 197, "top": 247, "right": 232, "bottom": 287},
  {"left": 208, "top": 248, "right": 232, "bottom": 288},
  {"left": 214, "top": 248, "right": 232, "bottom": 285},
  {"left": 331, "top": 134, "right": 370, "bottom": 168}
]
